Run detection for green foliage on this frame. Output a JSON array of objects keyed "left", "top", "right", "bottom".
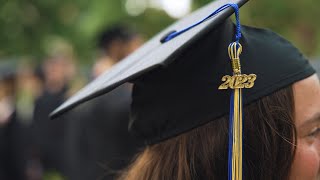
[{"left": 0, "top": 0, "right": 319, "bottom": 63}]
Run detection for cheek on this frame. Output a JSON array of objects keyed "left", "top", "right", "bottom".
[{"left": 290, "top": 140, "right": 320, "bottom": 180}]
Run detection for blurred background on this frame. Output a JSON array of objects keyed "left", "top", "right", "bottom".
[
  {"left": 0, "top": 0, "right": 319, "bottom": 61},
  {"left": 0, "top": 0, "right": 319, "bottom": 180}
]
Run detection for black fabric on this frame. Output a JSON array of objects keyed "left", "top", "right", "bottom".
[
  {"left": 32, "top": 87, "right": 68, "bottom": 174},
  {"left": 129, "top": 20, "right": 315, "bottom": 145},
  {"left": 0, "top": 111, "right": 27, "bottom": 180},
  {"left": 65, "top": 84, "right": 144, "bottom": 180}
]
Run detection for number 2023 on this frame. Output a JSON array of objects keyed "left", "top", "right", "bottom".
[{"left": 218, "top": 74, "right": 257, "bottom": 90}]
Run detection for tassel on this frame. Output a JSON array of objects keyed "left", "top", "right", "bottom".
[{"left": 228, "top": 42, "right": 243, "bottom": 180}]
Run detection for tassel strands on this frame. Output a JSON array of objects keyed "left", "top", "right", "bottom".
[
  {"left": 227, "top": 42, "right": 243, "bottom": 180},
  {"left": 231, "top": 87, "right": 243, "bottom": 180}
]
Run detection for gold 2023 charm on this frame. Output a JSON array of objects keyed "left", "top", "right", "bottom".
[{"left": 218, "top": 74, "right": 257, "bottom": 90}]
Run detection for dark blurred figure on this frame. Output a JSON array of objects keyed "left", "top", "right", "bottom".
[
  {"left": 97, "top": 25, "right": 144, "bottom": 63},
  {"left": 16, "top": 65, "right": 44, "bottom": 126},
  {"left": 15, "top": 64, "right": 44, "bottom": 180},
  {"left": 31, "top": 55, "right": 75, "bottom": 179},
  {"left": 65, "top": 25, "right": 144, "bottom": 180},
  {"left": 0, "top": 63, "right": 26, "bottom": 180}
]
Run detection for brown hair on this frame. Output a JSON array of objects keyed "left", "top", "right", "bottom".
[{"left": 118, "top": 86, "right": 296, "bottom": 180}]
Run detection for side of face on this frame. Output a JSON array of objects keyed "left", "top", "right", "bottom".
[{"left": 290, "top": 74, "right": 320, "bottom": 180}]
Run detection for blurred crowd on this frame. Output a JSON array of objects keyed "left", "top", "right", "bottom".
[{"left": 0, "top": 25, "right": 144, "bottom": 180}]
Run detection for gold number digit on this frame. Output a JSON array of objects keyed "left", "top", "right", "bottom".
[
  {"left": 234, "top": 74, "right": 247, "bottom": 89},
  {"left": 241, "top": 74, "right": 248, "bottom": 88},
  {"left": 218, "top": 75, "right": 232, "bottom": 90},
  {"left": 229, "top": 75, "right": 236, "bottom": 89},
  {"left": 233, "top": 75, "right": 241, "bottom": 88},
  {"left": 245, "top": 74, "right": 257, "bottom": 88}
]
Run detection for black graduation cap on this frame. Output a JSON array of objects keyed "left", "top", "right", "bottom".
[
  {"left": 50, "top": 0, "right": 315, "bottom": 144},
  {"left": 50, "top": 0, "right": 249, "bottom": 118},
  {"left": 50, "top": 0, "right": 314, "bottom": 136}
]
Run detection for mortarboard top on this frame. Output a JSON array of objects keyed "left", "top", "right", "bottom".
[
  {"left": 50, "top": 0, "right": 249, "bottom": 119},
  {"left": 50, "top": 0, "right": 315, "bottom": 144}
]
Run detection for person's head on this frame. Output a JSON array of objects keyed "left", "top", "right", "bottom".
[
  {"left": 97, "top": 25, "right": 143, "bottom": 62},
  {"left": 113, "top": 18, "right": 318, "bottom": 179},
  {"left": 290, "top": 74, "right": 320, "bottom": 179},
  {"left": 118, "top": 74, "right": 320, "bottom": 180},
  {"left": 0, "top": 61, "right": 17, "bottom": 99},
  {"left": 0, "top": 75, "right": 16, "bottom": 99},
  {"left": 42, "top": 55, "right": 74, "bottom": 91}
]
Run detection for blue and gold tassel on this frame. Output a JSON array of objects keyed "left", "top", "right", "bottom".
[
  {"left": 220, "top": 41, "right": 257, "bottom": 180},
  {"left": 218, "top": 5, "right": 257, "bottom": 180},
  {"left": 228, "top": 42, "right": 244, "bottom": 180}
]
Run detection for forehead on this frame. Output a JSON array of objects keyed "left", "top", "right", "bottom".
[{"left": 293, "top": 74, "right": 320, "bottom": 127}]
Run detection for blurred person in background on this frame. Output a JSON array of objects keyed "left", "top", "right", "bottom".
[
  {"left": 31, "top": 55, "right": 76, "bottom": 179},
  {"left": 0, "top": 63, "right": 26, "bottom": 180},
  {"left": 97, "top": 24, "right": 144, "bottom": 64},
  {"left": 65, "top": 25, "right": 144, "bottom": 180},
  {"left": 13, "top": 64, "right": 45, "bottom": 180},
  {"left": 16, "top": 64, "right": 44, "bottom": 125}
]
